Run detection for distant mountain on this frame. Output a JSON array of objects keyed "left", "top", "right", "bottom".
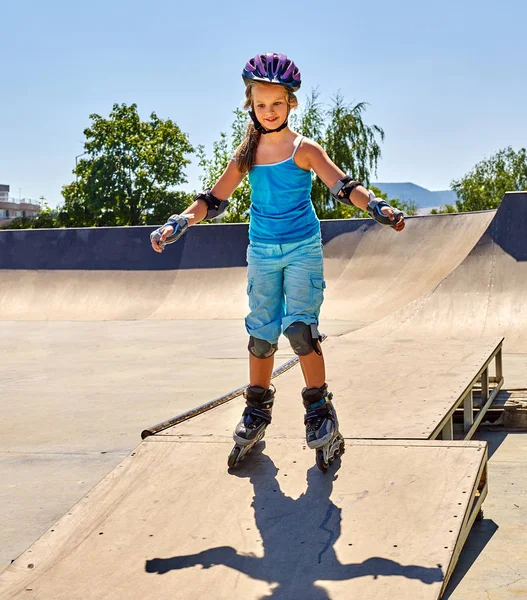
[{"left": 371, "top": 182, "right": 458, "bottom": 208}]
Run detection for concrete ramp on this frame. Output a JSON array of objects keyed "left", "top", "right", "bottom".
[
  {"left": 319, "top": 209, "right": 493, "bottom": 328},
  {"left": 363, "top": 192, "right": 527, "bottom": 385},
  {"left": 0, "top": 211, "right": 493, "bottom": 324}
]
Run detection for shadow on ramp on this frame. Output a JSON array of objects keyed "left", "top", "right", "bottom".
[
  {"left": 145, "top": 448, "right": 443, "bottom": 599},
  {"left": 441, "top": 518, "right": 499, "bottom": 599}
]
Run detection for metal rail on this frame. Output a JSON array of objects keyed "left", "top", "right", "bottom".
[
  {"left": 140, "top": 337, "right": 328, "bottom": 439},
  {"left": 435, "top": 339, "right": 504, "bottom": 441}
]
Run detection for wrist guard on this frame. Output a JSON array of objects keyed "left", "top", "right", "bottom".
[
  {"left": 196, "top": 189, "right": 230, "bottom": 220},
  {"left": 366, "top": 191, "right": 403, "bottom": 228},
  {"left": 150, "top": 214, "right": 189, "bottom": 250},
  {"left": 330, "top": 176, "right": 363, "bottom": 206}
]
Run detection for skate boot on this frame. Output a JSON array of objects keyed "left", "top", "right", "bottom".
[
  {"left": 228, "top": 384, "right": 275, "bottom": 469},
  {"left": 302, "top": 384, "right": 345, "bottom": 472}
]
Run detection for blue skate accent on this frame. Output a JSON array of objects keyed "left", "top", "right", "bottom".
[{"left": 308, "top": 398, "right": 326, "bottom": 409}]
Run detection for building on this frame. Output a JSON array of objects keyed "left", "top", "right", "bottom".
[{"left": 0, "top": 184, "right": 41, "bottom": 227}]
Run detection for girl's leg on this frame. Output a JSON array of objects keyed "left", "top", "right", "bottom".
[
  {"left": 245, "top": 242, "right": 284, "bottom": 387},
  {"left": 298, "top": 341, "right": 325, "bottom": 388},
  {"left": 282, "top": 234, "right": 326, "bottom": 388},
  {"left": 282, "top": 235, "right": 339, "bottom": 450},
  {"left": 233, "top": 242, "right": 283, "bottom": 446},
  {"left": 249, "top": 353, "right": 275, "bottom": 389}
]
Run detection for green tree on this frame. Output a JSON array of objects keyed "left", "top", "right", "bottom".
[
  {"left": 143, "top": 190, "right": 195, "bottom": 226},
  {"left": 289, "top": 87, "right": 325, "bottom": 144},
  {"left": 452, "top": 146, "right": 527, "bottom": 212},
  {"left": 318, "top": 93, "right": 384, "bottom": 218},
  {"left": 5, "top": 198, "right": 58, "bottom": 229},
  {"left": 293, "top": 88, "right": 385, "bottom": 218},
  {"left": 430, "top": 204, "right": 457, "bottom": 215},
  {"left": 3, "top": 216, "right": 32, "bottom": 229},
  {"left": 197, "top": 109, "right": 252, "bottom": 223},
  {"left": 200, "top": 89, "right": 386, "bottom": 222},
  {"left": 60, "top": 103, "right": 194, "bottom": 227}
]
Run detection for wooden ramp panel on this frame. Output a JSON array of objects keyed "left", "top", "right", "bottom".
[
  {"left": 155, "top": 335, "right": 504, "bottom": 443},
  {"left": 0, "top": 439, "right": 487, "bottom": 600}
]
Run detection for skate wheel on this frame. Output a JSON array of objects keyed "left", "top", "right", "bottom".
[
  {"left": 316, "top": 449, "right": 328, "bottom": 473},
  {"left": 228, "top": 445, "right": 241, "bottom": 469},
  {"left": 475, "top": 508, "right": 484, "bottom": 522}
]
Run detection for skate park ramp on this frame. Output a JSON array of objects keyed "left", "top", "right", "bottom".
[
  {"left": 0, "top": 437, "right": 489, "bottom": 600},
  {"left": 362, "top": 191, "right": 527, "bottom": 387},
  {"left": 1, "top": 192, "right": 527, "bottom": 598},
  {"left": 0, "top": 209, "right": 494, "bottom": 325}
]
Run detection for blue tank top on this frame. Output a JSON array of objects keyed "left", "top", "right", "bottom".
[{"left": 248, "top": 136, "right": 320, "bottom": 244}]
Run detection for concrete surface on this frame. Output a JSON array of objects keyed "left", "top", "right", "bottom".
[
  {"left": 0, "top": 318, "right": 357, "bottom": 569},
  {"left": 445, "top": 430, "right": 527, "bottom": 599}
]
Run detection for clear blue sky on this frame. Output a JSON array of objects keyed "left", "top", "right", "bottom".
[{"left": 1, "top": 0, "right": 526, "bottom": 207}]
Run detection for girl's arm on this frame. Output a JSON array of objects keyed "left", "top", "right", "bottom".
[
  {"left": 183, "top": 159, "right": 246, "bottom": 225},
  {"left": 151, "top": 159, "right": 245, "bottom": 252},
  {"left": 303, "top": 140, "right": 405, "bottom": 232}
]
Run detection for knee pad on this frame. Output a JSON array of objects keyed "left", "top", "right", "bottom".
[
  {"left": 285, "top": 322, "right": 322, "bottom": 356},
  {"left": 248, "top": 336, "right": 278, "bottom": 359}
]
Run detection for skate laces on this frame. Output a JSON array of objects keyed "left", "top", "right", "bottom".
[
  {"left": 305, "top": 411, "right": 327, "bottom": 433},
  {"left": 243, "top": 405, "right": 272, "bottom": 429},
  {"left": 247, "top": 415, "right": 265, "bottom": 430},
  {"left": 306, "top": 416, "right": 324, "bottom": 434},
  {"left": 305, "top": 405, "right": 334, "bottom": 434}
]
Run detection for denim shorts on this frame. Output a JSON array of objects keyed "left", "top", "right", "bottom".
[{"left": 245, "top": 233, "right": 326, "bottom": 344}]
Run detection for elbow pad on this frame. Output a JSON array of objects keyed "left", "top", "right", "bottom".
[
  {"left": 330, "top": 176, "right": 363, "bottom": 206},
  {"left": 196, "top": 189, "right": 230, "bottom": 220},
  {"left": 366, "top": 192, "right": 403, "bottom": 228}
]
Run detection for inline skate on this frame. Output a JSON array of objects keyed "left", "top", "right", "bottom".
[
  {"left": 303, "top": 383, "right": 345, "bottom": 472},
  {"left": 228, "top": 384, "right": 275, "bottom": 469}
]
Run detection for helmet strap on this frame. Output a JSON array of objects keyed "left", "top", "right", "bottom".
[{"left": 249, "top": 110, "right": 289, "bottom": 135}]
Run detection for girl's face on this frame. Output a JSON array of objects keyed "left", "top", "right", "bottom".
[{"left": 252, "top": 83, "right": 289, "bottom": 130}]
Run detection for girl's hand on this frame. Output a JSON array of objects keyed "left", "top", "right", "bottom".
[
  {"left": 380, "top": 206, "right": 405, "bottom": 232},
  {"left": 150, "top": 214, "right": 190, "bottom": 253},
  {"left": 151, "top": 225, "right": 174, "bottom": 253}
]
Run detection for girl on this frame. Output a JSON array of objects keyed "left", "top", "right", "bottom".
[{"left": 151, "top": 53, "right": 405, "bottom": 470}]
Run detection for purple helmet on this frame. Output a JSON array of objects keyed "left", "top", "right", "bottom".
[{"left": 242, "top": 53, "right": 301, "bottom": 91}]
